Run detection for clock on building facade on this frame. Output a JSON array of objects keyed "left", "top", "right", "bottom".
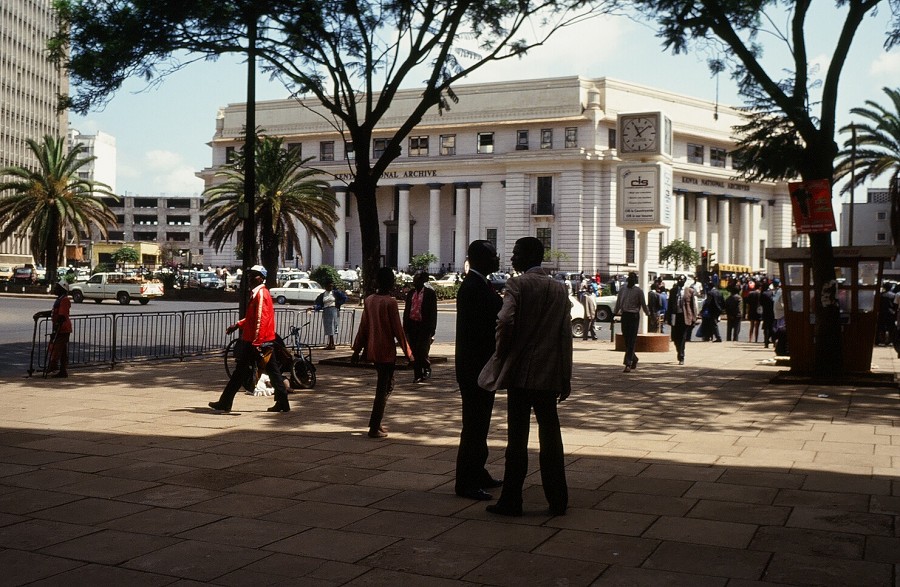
[{"left": 618, "top": 111, "right": 673, "bottom": 158}]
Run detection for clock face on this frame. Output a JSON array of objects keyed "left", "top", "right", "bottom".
[{"left": 621, "top": 116, "right": 658, "bottom": 152}]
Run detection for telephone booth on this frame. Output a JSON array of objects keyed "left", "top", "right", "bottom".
[{"left": 765, "top": 246, "right": 895, "bottom": 373}]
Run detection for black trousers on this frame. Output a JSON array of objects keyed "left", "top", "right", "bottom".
[
  {"left": 405, "top": 322, "right": 432, "bottom": 380},
  {"left": 368, "top": 363, "right": 395, "bottom": 431},
  {"left": 217, "top": 342, "right": 288, "bottom": 409},
  {"left": 726, "top": 317, "right": 741, "bottom": 341},
  {"left": 495, "top": 387, "right": 567, "bottom": 512},
  {"left": 671, "top": 313, "right": 688, "bottom": 362},
  {"left": 455, "top": 381, "right": 497, "bottom": 494},
  {"left": 621, "top": 311, "right": 640, "bottom": 366}
]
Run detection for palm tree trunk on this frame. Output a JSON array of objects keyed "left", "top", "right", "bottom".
[
  {"left": 45, "top": 209, "right": 60, "bottom": 286},
  {"left": 259, "top": 209, "right": 279, "bottom": 289}
]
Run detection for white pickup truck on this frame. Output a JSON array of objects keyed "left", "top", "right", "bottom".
[{"left": 70, "top": 272, "right": 165, "bottom": 305}]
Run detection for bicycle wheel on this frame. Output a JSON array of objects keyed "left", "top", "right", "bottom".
[
  {"left": 224, "top": 339, "right": 257, "bottom": 392},
  {"left": 291, "top": 358, "right": 316, "bottom": 389}
]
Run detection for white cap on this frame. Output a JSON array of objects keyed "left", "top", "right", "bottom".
[{"left": 248, "top": 264, "right": 267, "bottom": 278}]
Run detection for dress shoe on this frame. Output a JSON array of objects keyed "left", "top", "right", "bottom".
[
  {"left": 678, "top": 360, "right": 684, "bottom": 365},
  {"left": 623, "top": 366, "right": 631, "bottom": 373},
  {"left": 208, "top": 401, "right": 231, "bottom": 412},
  {"left": 457, "top": 489, "right": 493, "bottom": 501},
  {"left": 368, "top": 429, "right": 388, "bottom": 438},
  {"left": 482, "top": 477, "right": 503, "bottom": 489},
  {"left": 267, "top": 403, "right": 290, "bottom": 412},
  {"left": 631, "top": 357, "right": 639, "bottom": 370},
  {"left": 486, "top": 503, "right": 522, "bottom": 517}
]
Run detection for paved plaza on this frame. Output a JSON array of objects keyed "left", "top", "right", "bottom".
[{"left": 0, "top": 337, "right": 898, "bottom": 586}]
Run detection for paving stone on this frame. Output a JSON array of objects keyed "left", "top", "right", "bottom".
[
  {"left": 716, "top": 469, "right": 806, "bottom": 490},
  {"left": 637, "top": 463, "right": 724, "bottom": 482},
  {"left": 601, "top": 475, "right": 694, "bottom": 497},
  {"left": 533, "top": 528, "right": 658, "bottom": 566},
  {"left": 161, "top": 468, "right": 261, "bottom": 491},
  {"left": 763, "top": 552, "right": 892, "bottom": 586},
  {"left": 373, "top": 489, "right": 471, "bottom": 516},
  {"left": 463, "top": 549, "right": 605, "bottom": 586},
  {"left": 101, "top": 506, "right": 223, "bottom": 536},
  {"left": 773, "top": 488, "right": 870, "bottom": 511},
  {"left": 592, "top": 564, "right": 726, "bottom": 586},
  {"left": 58, "top": 474, "right": 160, "bottom": 498},
  {"left": 119, "top": 483, "right": 224, "bottom": 508},
  {"left": 686, "top": 499, "right": 791, "bottom": 526},
  {"left": 307, "top": 559, "right": 370, "bottom": 584},
  {"left": 40, "top": 528, "right": 180, "bottom": 565},
  {"left": 124, "top": 539, "right": 270, "bottom": 582},
  {"left": 748, "top": 526, "right": 866, "bottom": 559},
  {"left": 297, "top": 483, "right": 399, "bottom": 507},
  {"left": 684, "top": 481, "right": 778, "bottom": 505},
  {"left": 0, "top": 518, "right": 97, "bottom": 550},
  {"left": 2, "top": 467, "right": 98, "bottom": 490},
  {"left": 23, "top": 563, "right": 175, "bottom": 587},
  {"left": 597, "top": 491, "right": 696, "bottom": 516},
  {"left": 48, "top": 455, "right": 133, "bottom": 473},
  {"left": 870, "top": 494, "right": 900, "bottom": 514},
  {"left": 344, "top": 568, "right": 470, "bottom": 586},
  {"left": 0, "top": 487, "right": 83, "bottom": 514},
  {"left": 546, "top": 507, "right": 657, "bottom": 536},
  {"left": 100, "top": 460, "right": 193, "bottom": 481},
  {"left": 787, "top": 507, "right": 894, "bottom": 536},
  {"left": 225, "top": 476, "right": 322, "bottom": 498},
  {"left": 343, "top": 510, "right": 461, "bottom": 540},
  {"left": 186, "top": 493, "right": 299, "bottom": 519},
  {"left": 266, "top": 527, "right": 399, "bottom": 563},
  {"left": 176, "top": 516, "right": 302, "bottom": 548},
  {"left": 864, "top": 536, "right": 900, "bottom": 563},
  {"left": 268, "top": 446, "right": 342, "bottom": 464},
  {"left": 643, "top": 540, "right": 770, "bottom": 580},
  {"left": 291, "top": 464, "right": 383, "bottom": 485},
  {"left": 227, "top": 457, "right": 317, "bottom": 478},
  {"left": 262, "top": 501, "right": 376, "bottom": 529},
  {"left": 0, "top": 549, "right": 84, "bottom": 585},
  {"left": 31, "top": 496, "right": 151, "bottom": 524},
  {"left": 643, "top": 516, "right": 757, "bottom": 548},
  {"left": 433, "top": 518, "right": 556, "bottom": 551},
  {"left": 802, "top": 472, "right": 892, "bottom": 495}
]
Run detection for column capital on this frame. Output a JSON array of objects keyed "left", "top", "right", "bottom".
[
  {"left": 454, "top": 182, "right": 469, "bottom": 190},
  {"left": 427, "top": 183, "right": 443, "bottom": 190},
  {"left": 396, "top": 184, "right": 412, "bottom": 191},
  {"left": 332, "top": 185, "right": 348, "bottom": 193},
  {"left": 468, "top": 181, "right": 483, "bottom": 189}
]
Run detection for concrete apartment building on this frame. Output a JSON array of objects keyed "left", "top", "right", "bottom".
[
  {"left": 67, "top": 128, "right": 117, "bottom": 193},
  {"left": 199, "top": 76, "right": 795, "bottom": 277},
  {"left": 841, "top": 187, "right": 900, "bottom": 278},
  {"left": 0, "top": 0, "right": 68, "bottom": 257}
]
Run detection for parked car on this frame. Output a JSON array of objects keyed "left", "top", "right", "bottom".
[
  {"left": 11, "top": 267, "right": 37, "bottom": 284},
  {"left": 69, "top": 272, "right": 164, "bottom": 305},
  {"left": 487, "top": 272, "right": 508, "bottom": 292},
  {"left": 0, "top": 265, "right": 15, "bottom": 281},
  {"left": 431, "top": 274, "right": 461, "bottom": 287},
  {"left": 186, "top": 271, "right": 224, "bottom": 289},
  {"left": 276, "top": 268, "right": 308, "bottom": 286},
  {"left": 570, "top": 292, "right": 619, "bottom": 323},
  {"left": 269, "top": 279, "right": 325, "bottom": 304}
]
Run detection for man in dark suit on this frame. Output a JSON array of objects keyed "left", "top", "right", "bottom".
[
  {"left": 455, "top": 240, "right": 504, "bottom": 501},
  {"left": 403, "top": 271, "right": 438, "bottom": 383}
]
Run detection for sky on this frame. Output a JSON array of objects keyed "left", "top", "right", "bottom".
[{"left": 71, "top": 7, "right": 900, "bottom": 202}]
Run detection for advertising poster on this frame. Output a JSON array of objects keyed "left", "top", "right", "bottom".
[
  {"left": 616, "top": 163, "right": 672, "bottom": 229},
  {"left": 788, "top": 179, "right": 836, "bottom": 233}
]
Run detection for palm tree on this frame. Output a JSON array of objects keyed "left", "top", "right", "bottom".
[
  {"left": 202, "top": 135, "right": 338, "bottom": 285},
  {"left": 0, "top": 135, "right": 118, "bottom": 283},
  {"left": 834, "top": 87, "right": 900, "bottom": 249}
]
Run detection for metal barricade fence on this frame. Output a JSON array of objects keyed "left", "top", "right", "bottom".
[{"left": 29, "top": 307, "right": 356, "bottom": 375}]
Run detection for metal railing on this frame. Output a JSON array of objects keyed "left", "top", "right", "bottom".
[{"left": 29, "top": 307, "right": 357, "bottom": 375}]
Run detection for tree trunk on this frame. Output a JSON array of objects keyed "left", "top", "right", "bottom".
[
  {"left": 802, "top": 139, "right": 842, "bottom": 377},
  {"left": 350, "top": 176, "right": 381, "bottom": 297},
  {"left": 45, "top": 210, "right": 59, "bottom": 286},
  {"left": 259, "top": 208, "right": 279, "bottom": 289}
]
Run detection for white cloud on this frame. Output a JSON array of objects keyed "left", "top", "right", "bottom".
[
  {"left": 137, "top": 150, "right": 203, "bottom": 196},
  {"left": 870, "top": 51, "right": 900, "bottom": 76}
]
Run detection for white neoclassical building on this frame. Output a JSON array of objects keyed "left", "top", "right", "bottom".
[{"left": 198, "top": 76, "right": 795, "bottom": 277}]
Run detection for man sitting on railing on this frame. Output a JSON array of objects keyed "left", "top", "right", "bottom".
[{"left": 209, "top": 265, "right": 290, "bottom": 413}]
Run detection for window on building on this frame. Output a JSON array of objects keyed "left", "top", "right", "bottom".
[
  {"left": 287, "top": 142, "right": 302, "bottom": 156},
  {"left": 877, "top": 211, "right": 887, "bottom": 220},
  {"left": 225, "top": 146, "right": 236, "bottom": 164},
  {"left": 345, "top": 192, "right": 352, "bottom": 217},
  {"left": 345, "top": 232, "right": 350, "bottom": 264},
  {"left": 608, "top": 128, "right": 617, "bottom": 149},
  {"left": 687, "top": 143, "right": 704, "bottom": 164},
  {"left": 536, "top": 227, "right": 552, "bottom": 252},
  {"left": 877, "top": 232, "right": 887, "bottom": 241},
  {"left": 533, "top": 176, "right": 554, "bottom": 215},
  {"left": 516, "top": 130, "right": 529, "bottom": 150},
  {"left": 711, "top": 147, "right": 727, "bottom": 168},
  {"left": 541, "top": 129, "right": 553, "bottom": 149},
  {"left": 320, "top": 141, "right": 334, "bottom": 161},
  {"left": 625, "top": 230, "right": 636, "bottom": 264},
  {"left": 486, "top": 228, "right": 498, "bottom": 250},
  {"left": 477, "top": 132, "right": 494, "bottom": 154},
  {"left": 344, "top": 141, "right": 355, "bottom": 160},
  {"left": 409, "top": 135, "right": 429, "bottom": 157},
  {"left": 440, "top": 134, "right": 456, "bottom": 156},
  {"left": 373, "top": 138, "right": 387, "bottom": 159},
  {"left": 565, "top": 127, "right": 577, "bottom": 148}
]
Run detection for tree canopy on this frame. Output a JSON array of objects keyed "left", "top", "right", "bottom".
[{"left": 54, "top": 0, "right": 600, "bottom": 293}]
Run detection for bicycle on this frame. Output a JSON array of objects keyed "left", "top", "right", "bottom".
[{"left": 223, "top": 322, "right": 316, "bottom": 391}]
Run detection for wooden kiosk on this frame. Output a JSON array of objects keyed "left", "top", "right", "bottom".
[{"left": 766, "top": 246, "right": 895, "bottom": 373}]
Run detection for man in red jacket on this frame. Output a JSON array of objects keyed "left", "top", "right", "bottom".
[{"left": 209, "top": 265, "right": 290, "bottom": 413}]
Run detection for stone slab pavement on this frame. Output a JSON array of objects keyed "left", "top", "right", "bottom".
[{"left": 0, "top": 337, "right": 898, "bottom": 586}]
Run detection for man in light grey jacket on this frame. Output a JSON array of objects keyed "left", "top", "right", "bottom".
[{"left": 478, "top": 237, "right": 572, "bottom": 516}]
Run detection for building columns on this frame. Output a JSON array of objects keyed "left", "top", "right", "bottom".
[
  {"left": 333, "top": 187, "right": 347, "bottom": 268},
  {"left": 428, "top": 183, "right": 442, "bottom": 273},
  {"left": 740, "top": 199, "right": 752, "bottom": 267},
  {"left": 718, "top": 196, "right": 730, "bottom": 264},
  {"left": 674, "top": 191, "right": 685, "bottom": 242},
  {"left": 454, "top": 183, "right": 468, "bottom": 270},
  {"left": 397, "top": 184, "right": 411, "bottom": 271},
  {"left": 697, "top": 194, "right": 709, "bottom": 252},
  {"left": 468, "top": 182, "right": 482, "bottom": 246}
]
